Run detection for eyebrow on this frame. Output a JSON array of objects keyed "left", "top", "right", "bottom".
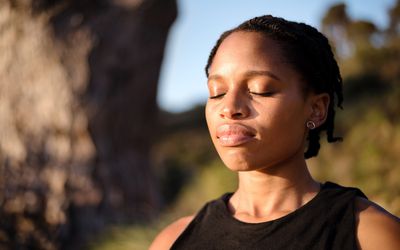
[
  {"left": 243, "top": 70, "right": 281, "bottom": 81},
  {"left": 208, "top": 70, "right": 281, "bottom": 82}
]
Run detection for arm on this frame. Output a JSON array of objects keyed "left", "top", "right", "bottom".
[
  {"left": 149, "top": 216, "right": 194, "bottom": 250},
  {"left": 355, "top": 197, "right": 400, "bottom": 250}
]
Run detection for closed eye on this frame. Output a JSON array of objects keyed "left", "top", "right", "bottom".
[
  {"left": 209, "top": 93, "right": 226, "bottom": 99},
  {"left": 249, "top": 92, "right": 274, "bottom": 97}
]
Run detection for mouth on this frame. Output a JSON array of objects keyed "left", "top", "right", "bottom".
[{"left": 216, "top": 123, "right": 256, "bottom": 147}]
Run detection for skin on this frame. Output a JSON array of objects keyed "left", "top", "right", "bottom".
[{"left": 149, "top": 31, "right": 400, "bottom": 250}]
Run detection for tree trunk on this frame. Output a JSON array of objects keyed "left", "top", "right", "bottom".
[{"left": 0, "top": 0, "right": 177, "bottom": 248}]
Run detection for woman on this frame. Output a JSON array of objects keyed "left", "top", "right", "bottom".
[{"left": 150, "top": 15, "right": 400, "bottom": 249}]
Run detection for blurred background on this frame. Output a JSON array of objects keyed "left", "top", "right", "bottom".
[{"left": 0, "top": 0, "right": 399, "bottom": 249}]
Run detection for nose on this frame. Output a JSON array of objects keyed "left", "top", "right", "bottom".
[{"left": 219, "top": 91, "right": 250, "bottom": 119}]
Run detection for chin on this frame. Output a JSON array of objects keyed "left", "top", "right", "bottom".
[{"left": 220, "top": 155, "right": 259, "bottom": 172}]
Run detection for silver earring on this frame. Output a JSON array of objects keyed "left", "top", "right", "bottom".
[{"left": 306, "top": 121, "right": 316, "bottom": 130}]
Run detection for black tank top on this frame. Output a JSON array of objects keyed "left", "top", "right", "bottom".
[{"left": 171, "top": 182, "right": 366, "bottom": 250}]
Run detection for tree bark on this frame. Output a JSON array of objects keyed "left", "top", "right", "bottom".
[{"left": 0, "top": 0, "right": 177, "bottom": 248}]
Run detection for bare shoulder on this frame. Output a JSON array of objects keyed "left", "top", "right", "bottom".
[
  {"left": 355, "top": 197, "right": 400, "bottom": 250},
  {"left": 149, "top": 215, "right": 194, "bottom": 250}
]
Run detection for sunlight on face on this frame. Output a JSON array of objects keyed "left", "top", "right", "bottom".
[{"left": 205, "top": 31, "right": 313, "bottom": 172}]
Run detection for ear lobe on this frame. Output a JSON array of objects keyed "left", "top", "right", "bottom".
[{"left": 309, "top": 93, "right": 330, "bottom": 127}]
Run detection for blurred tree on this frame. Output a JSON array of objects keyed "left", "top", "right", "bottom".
[
  {"left": 322, "top": 3, "right": 349, "bottom": 25},
  {"left": 0, "top": 0, "right": 176, "bottom": 249},
  {"left": 347, "top": 20, "right": 377, "bottom": 47},
  {"left": 314, "top": 1, "right": 400, "bottom": 215},
  {"left": 388, "top": 0, "right": 400, "bottom": 37},
  {"left": 384, "top": 0, "right": 400, "bottom": 82},
  {"left": 322, "top": 3, "right": 351, "bottom": 58},
  {"left": 322, "top": 2, "right": 400, "bottom": 79}
]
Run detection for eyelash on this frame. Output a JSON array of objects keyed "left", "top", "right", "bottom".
[
  {"left": 209, "top": 93, "right": 225, "bottom": 99},
  {"left": 209, "top": 92, "right": 274, "bottom": 99},
  {"left": 250, "top": 92, "right": 274, "bottom": 97}
]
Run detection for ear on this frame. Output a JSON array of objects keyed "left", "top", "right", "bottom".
[{"left": 307, "top": 93, "right": 330, "bottom": 128}]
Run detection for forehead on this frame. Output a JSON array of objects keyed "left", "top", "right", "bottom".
[
  {"left": 221, "top": 31, "right": 280, "bottom": 52},
  {"left": 210, "top": 31, "right": 289, "bottom": 73},
  {"left": 209, "top": 31, "right": 300, "bottom": 82}
]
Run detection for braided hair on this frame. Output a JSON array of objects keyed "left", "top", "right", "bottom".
[{"left": 205, "top": 15, "right": 343, "bottom": 159}]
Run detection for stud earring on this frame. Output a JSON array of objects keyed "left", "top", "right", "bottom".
[{"left": 306, "top": 121, "right": 316, "bottom": 130}]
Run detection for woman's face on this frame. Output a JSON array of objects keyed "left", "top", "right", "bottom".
[{"left": 205, "top": 31, "right": 318, "bottom": 172}]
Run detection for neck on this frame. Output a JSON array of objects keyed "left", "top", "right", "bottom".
[{"left": 228, "top": 157, "right": 320, "bottom": 222}]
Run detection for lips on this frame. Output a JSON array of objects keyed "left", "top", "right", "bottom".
[{"left": 216, "top": 124, "right": 256, "bottom": 147}]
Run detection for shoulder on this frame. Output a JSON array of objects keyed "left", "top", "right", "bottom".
[
  {"left": 355, "top": 197, "right": 400, "bottom": 250},
  {"left": 149, "top": 215, "right": 194, "bottom": 250}
]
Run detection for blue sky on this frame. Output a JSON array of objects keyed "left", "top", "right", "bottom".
[{"left": 157, "top": 0, "right": 396, "bottom": 113}]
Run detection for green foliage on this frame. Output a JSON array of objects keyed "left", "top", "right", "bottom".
[
  {"left": 89, "top": 160, "right": 236, "bottom": 250},
  {"left": 151, "top": 128, "right": 219, "bottom": 205},
  {"left": 88, "top": 225, "right": 159, "bottom": 250},
  {"left": 388, "top": 0, "right": 400, "bottom": 35},
  {"left": 171, "top": 160, "right": 237, "bottom": 215},
  {"left": 322, "top": 3, "right": 349, "bottom": 27},
  {"left": 309, "top": 100, "right": 400, "bottom": 215}
]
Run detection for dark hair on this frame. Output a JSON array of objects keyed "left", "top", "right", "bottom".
[{"left": 205, "top": 15, "right": 343, "bottom": 159}]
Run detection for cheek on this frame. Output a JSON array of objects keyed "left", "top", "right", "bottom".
[
  {"left": 205, "top": 102, "right": 216, "bottom": 135},
  {"left": 257, "top": 97, "right": 308, "bottom": 147},
  {"left": 269, "top": 94, "right": 307, "bottom": 124},
  {"left": 254, "top": 97, "right": 302, "bottom": 126}
]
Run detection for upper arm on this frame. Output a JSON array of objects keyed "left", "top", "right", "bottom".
[
  {"left": 355, "top": 197, "right": 400, "bottom": 250},
  {"left": 149, "top": 216, "right": 194, "bottom": 250}
]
